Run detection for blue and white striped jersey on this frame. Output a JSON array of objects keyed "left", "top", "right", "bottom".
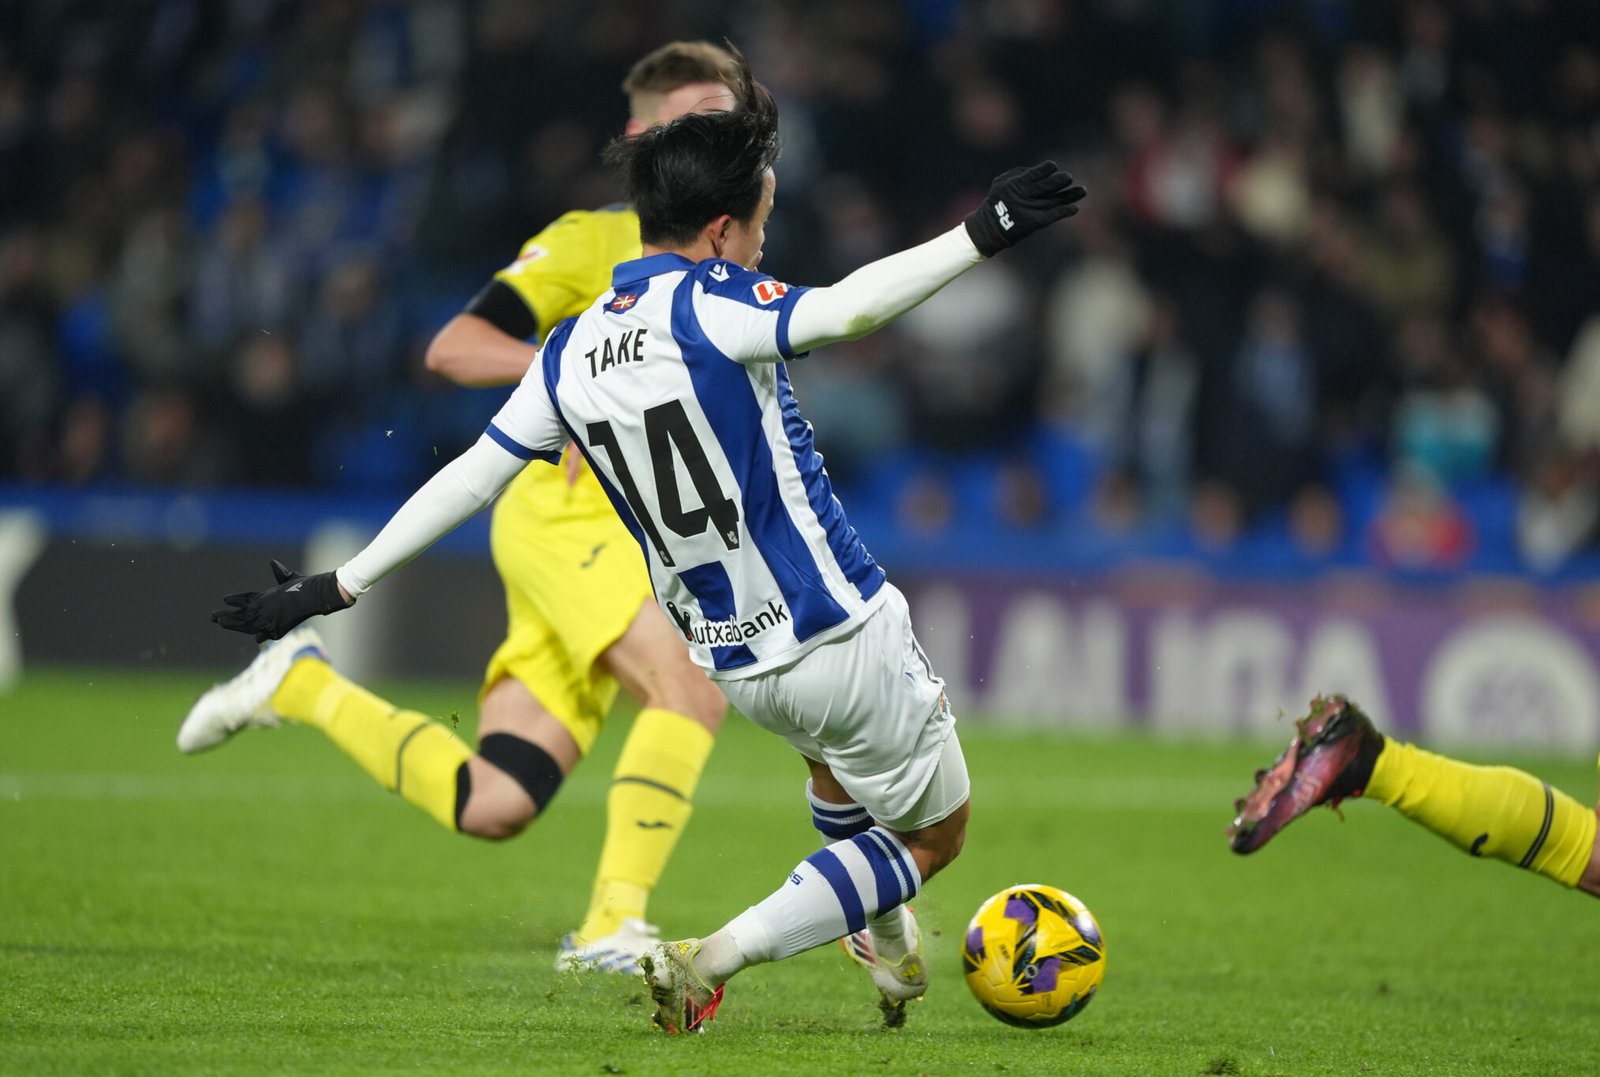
[{"left": 486, "top": 252, "right": 888, "bottom": 677}]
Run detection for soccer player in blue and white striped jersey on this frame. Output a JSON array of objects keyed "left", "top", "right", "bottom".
[{"left": 212, "top": 49, "right": 1086, "bottom": 1033}]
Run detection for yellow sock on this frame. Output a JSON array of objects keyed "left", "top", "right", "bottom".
[
  {"left": 578, "top": 708, "right": 714, "bottom": 941},
  {"left": 1367, "top": 739, "right": 1596, "bottom": 887},
  {"left": 271, "top": 659, "right": 474, "bottom": 832}
]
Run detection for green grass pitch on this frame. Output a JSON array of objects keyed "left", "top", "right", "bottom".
[{"left": 3, "top": 667, "right": 1598, "bottom": 1075}]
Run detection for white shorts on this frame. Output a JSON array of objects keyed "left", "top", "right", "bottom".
[{"left": 717, "top": 583, "right": 969, "bottom": 831}]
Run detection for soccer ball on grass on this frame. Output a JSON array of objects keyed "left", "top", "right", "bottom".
[{"left": 961, "top": 883, "right": 1105, "bottom": 1028}]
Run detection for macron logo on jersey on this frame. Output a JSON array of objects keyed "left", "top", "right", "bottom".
[
  {"left": 752, "top": 280, "right": 790, "bottom": 305},
  {"left": 709, "top": 262, "right": 731, "bottom": 282}
]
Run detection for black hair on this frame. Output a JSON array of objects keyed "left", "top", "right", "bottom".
[{"left": 604, "top": 43, "right": 780, "bottom": 248}]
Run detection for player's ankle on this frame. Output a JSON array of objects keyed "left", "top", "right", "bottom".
[
  {"left": 691, "top": 931, "right": 743, "bottom": 988},
  {"left": 698, "top": 908, "right": 778, "bottom": 986},
  {"left": 868, "top": 904, "right": 909, "bottom": 946}
]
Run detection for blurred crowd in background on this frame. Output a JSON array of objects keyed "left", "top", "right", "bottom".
[{"left": 3, "top": 0, "right": 1600, "bottom": 575}]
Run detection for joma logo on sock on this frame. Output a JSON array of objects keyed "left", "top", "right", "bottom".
[{"left": 665, "top": 599, "right": 790, "bottom": 646}]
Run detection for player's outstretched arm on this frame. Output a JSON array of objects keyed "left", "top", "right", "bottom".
[
  {"left": 785, "top": 162, "right": 1085, "bottom": 354},
  {"left": 210, "top": 436, "right": 527, "bottom": 641},
  {"left": 424, "top": 313, "right": 541, "bottom": 388}
]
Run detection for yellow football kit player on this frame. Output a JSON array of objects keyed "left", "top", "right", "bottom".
[
  {"left": 473, "top": 207, "right": 655, "bottom": 756},
  {"left": 181, "top": 41, "right": 740, "bottom": 975},
  {"left": 232, "top": 206, "right": 727, "bottom": 973},
  {"left": 453, "top": 205, "right": 729, "bottom": 965},
  {"left": 1228, "top": 695, "right": 1600, "bottom": 898}
]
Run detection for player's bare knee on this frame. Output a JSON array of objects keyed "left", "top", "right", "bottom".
[
  {"left": 928, "top": 827, "right": 968, "bottom": 878},
  {"left": 900, "top": 804, "right": 969, "bottom": 881},
  {"left": 458, "top": 795, "right": 536, "bottom": 841},
  {"left": 906, "top": 836, "right": 960, "bottom": 881},
  {"left": 926, "top": 802, "right": 971, "bottom": 878},
  {"left": 456, "top": 755, "right": 539, "bottom": 840},
  {"left": 945, "top": 818, "right": 969, "bottom": 865}
]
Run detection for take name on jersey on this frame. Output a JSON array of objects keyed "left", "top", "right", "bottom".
[
  {"left": 486, "top": 253, "right": 887, "bottom": 678},
  {"left": 587, "top": 325, "right": 646, "bottom": 375}
]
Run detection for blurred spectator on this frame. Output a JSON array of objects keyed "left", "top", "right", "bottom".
[
  {"left": 996, "top": 459, "right": 1050, "bottom": 531},
  {"left": 0, "top": 70, "right": 40, "bottom": 228},
  {"left": 1094, "top": 295, "right": 1197, "bottom": 527},
  {"left": 1357, "top": 182, "right": 1455, "bottom": 323},
  {"left": 120, "top": 385, "right": 225, "bottom": 486},
  {"left": 55, "top": 395, "right": 113, "bottom": 486},
  {"left": 1337, "top": 43, "right": 1404, "bottom": 180},
  {"left": 0, "top": 0, "right": 1595, "bottom": 579},
  {"left": 1560, "top": 316, "right": 1600, "bottom": 453},
  {"left": 1368, "top": 470, "right": 1475, "bottom": 571},
  {"left": 275, "top": 84, "right": 366, "bottom": 262},
  {"left": 897, "top": 473, "right": 955, "bottom": 536},
  {"left": 1041, "top": 207, "right": 1151, "bottom": 435},
  {"left": 224, "top": 333, "right": 318, "bottom": 487},
  {"left": 298, "top": 251, "right": 404, "bottom": 395},
  {"left": 1289, "top": 483, "right": 1345, "bottom": 559},
  {"left": 190, "top": 194, "right": 300, "bottom": 356},
  {"left": 1390, "top": 313, "right": 1498, "bottom": 485},
  {"left": 785, "top": 333, "right": 908, "bottom": 486},
  {"left": 1208, "top": 286, "right": 1322, "bottom": 520},
  {"left": 1229, "top": 128, "right": 1311, "bottom": 248},
  {"left": 1121, "top": 72, "right": 1240, "bottom": 232},
  {"left": 1468, "top": 294, "right": 1558, "bottom": 478},
  {"left": 109, "top": 208, "right": 197, "bottom": 385},
  {"left": 1190, "top": 478, "right": 1245, "bottom": 552},
  {"left": 0, "top": 226, "right": 59, "bottom": 476},
  {"left": 1300, "top": 199, "right": 1389, "bottom": 447},
  {"left": 1518, "top": 449, "right": 1599, "bottom": 572},
  {"left": 897, "top": 259, "right": 1035, "bottom": 455}
]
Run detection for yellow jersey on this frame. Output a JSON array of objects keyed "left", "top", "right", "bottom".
[
  {"left": 490, "top": 205, "right": 643, "bottom": 518},
  {"left": 474, "top": 205, "right": 654, "bottom": 736}
]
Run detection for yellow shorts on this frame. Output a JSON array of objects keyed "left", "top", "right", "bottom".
[{"left": 482, "top": 457, "right": 652, "bottom": 755}]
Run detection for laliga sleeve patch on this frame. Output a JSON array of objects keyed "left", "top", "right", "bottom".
[
  {"left": 752, "top": 279, "right": 790, "bottom": 305},
  {"left": 507, "top": 244, "right": 549, "bottom": 269}
]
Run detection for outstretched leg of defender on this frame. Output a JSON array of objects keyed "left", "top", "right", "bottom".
[
  {"left": 1229, "top": 695, "right": 1599, "bottom": 894},
  {"left": 1364, "top": 738, "right": 1596, "bottom": 890},
  {"left": 180, "top": 628, "right": 563, "bottom": 837}
]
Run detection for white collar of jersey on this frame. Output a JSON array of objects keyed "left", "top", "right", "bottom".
[{"left": 612, "top": 251, "right": 698, "bottom": 289}]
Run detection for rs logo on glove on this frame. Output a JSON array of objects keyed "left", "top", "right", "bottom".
[{"left": 963, "top": 162, "right": 1086, "bottom": 257}]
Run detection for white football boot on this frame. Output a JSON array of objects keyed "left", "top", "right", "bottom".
[
  {"left": 177, "top": 626, "right": 328, "bottom": 753},
  {"left": 840, "top": 903, "right": 929, "bottom": 1028},
  {"left": 553, "top": 917, "right": 661, "bottom": 976},
  {"left": 638, "top": 939, "right": 724, "bottom": 1035}
]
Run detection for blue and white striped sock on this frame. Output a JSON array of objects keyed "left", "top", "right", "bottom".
[
  {"left": 807, "top": 780, "right": 873, "bottom": 841},
  {"left": 805, "top": 782, "right": 907, "bottom": 941},
  {"left": 717, "top": 826, "right": 923, "bottom": 970}
]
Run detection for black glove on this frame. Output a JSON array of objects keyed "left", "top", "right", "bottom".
[
  {"left": 963, "top": 162, "right": 1087, "bottom": 257},
  {"left": 212, "top": 559, "right": 352, "bottom": 643}
]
